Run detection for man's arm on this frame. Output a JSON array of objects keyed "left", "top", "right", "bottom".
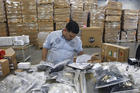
[{"left": 42, "top": 48, "right": 48, "bottom": 61}]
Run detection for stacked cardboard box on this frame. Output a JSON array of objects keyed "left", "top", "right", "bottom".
[
  {"left": 71, "top": 0, "right": 87, "bottom": 28},
  {"left": 84, "top": 0, "right": 97, "bottom": 12},
  {"left": 0, "top": 59, "right": 10, "bottom": 77},
  {"left": 22, "top": 0, "right": 37, "bottom": 23},
  {"left": 6, "top": 0, "right": 23, "bottom": 36},
  {"left": 4, "top": 48, "right": 17, "bottom": 70},
  {"left": 81, "top": 27, "right": 102, "bottom": 48},
  {"left": 22, "top": 23, "right": 38, "bottom": 45},
  {"left": 104, "top": 1, "right": 122, "bottom": 43},
  {"left": 0, "top": 23, "right": 7, "bottom": 36},
  {"left": 101, "top": 43, "right": 129, "bottom": 62},
  {"left": 6, "top": 0, "right": 22, "bottom": 23},
  {"left": 54, "top": 1, "right": 70, "bottom": 30},
  {"left": 21, "top": 0, "right": 38, "bottom": 45},
  {"left": 0, "top": 1, "right": 7, "bottom": 36},
  {"left": 0, "top": 0, "right": 5, "bottom": 23},
  {"left": 121, "top": 30, "right": 136, "bottom": 42},
  {"left": 123, "top": 9, "right": 139, "bottom": 30},
  {"left": 37, "top": 1, "right": 53, "bottom": 32},
  {"left": 121, "top": 9, "right": 139, "bottom": 42},
  {"left": 90, "top": 6, "right": 105, "bottom": 32}
]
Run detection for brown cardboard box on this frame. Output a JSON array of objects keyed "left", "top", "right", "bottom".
[
  {"left": 124, "top": 15, "right": 138, "bottom": 20},
  {"left": 123, "top": 21, "right": 138, "bottom": 30},
  {"left": 54, "top": 14, "right": 70, "bottom": 22},
  {"left": 54, "top": 8, "right": 70, "bottom": 14},
  {"left": 106, "top": 1, "right": 122, "bottom": 10},
  {"left": 56, "top": 22, "right": 67, "bottom": 30},
  {"left": 106, "top": 16, "right": 121, "bottom": 22},
  {"left": 81, "top": 27, "right": 103, "bottom": 48},
  {"left": 38, "top": 0, "right": 53, "bottom": 4},
  {"left": 0, "top": 59, "right": 10, "bottom": 77},
  {"left": 101, "top": 43, "right": 129, "bottom": 62},
  {"left": 38, "top": 21, "right": 53, "bottom": 31},
  {"left": 106, "top": 9, "right": 122, "bottom": 16},
  {"left": 4, "top": 48, "right": 17, "bottom": 70},
  {"left": 124, "top": 9, "right": 139, "bottom": 16},
  {"left": 121, "top": 30, "right": 136, "bottom": 42},
  {"left": 0, "top": 23, "right": 6, "bottom": 36},
  {"left": 38, "top": 4, "right": 53, "bottom": 20}
]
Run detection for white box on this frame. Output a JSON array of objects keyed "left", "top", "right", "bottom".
[
  {"left": 17, "top": 62, "right": 31, "bottom": 69},
  {"left": 13, "top": 35, "right": 30, "bottom": 44},
  {"left": 14, "top": 40, "right": 24, "bottom": 46},
  {"left": 0, "top": 37, "right": 14, "bottom": 46}
]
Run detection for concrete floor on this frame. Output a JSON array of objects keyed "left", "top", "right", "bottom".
[{"left": 30, "top": 42, "right": 140, "bottom": 65}]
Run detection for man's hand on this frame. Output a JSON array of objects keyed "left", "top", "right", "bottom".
[{"left": 42, "top": 48, "right": 48, "bottom": 61}]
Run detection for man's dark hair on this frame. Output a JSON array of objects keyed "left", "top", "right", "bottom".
[{"left": 66, "top": 20, "right": 79, "bottom": 34}]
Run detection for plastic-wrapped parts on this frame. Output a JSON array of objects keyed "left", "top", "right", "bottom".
[
  {"left": 111, "top": 81, "right": 139, "bottom": 93},
  {"left": 95, "top": 65, "right": 129, "bottom": 88},
  {"left": 48, "top": 83, "right": 77, "bottom": 93}
]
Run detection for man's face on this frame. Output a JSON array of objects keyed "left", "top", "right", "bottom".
[{"left": 63, "top": 29, "right": 77, "bottom": 41}]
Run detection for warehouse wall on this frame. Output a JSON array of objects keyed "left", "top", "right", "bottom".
[{"left": 98, "top": 0, "right": 140, "bottom": 10}]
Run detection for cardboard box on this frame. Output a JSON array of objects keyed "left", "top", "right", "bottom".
[
  {"left": 38, "top": 4, "right": 53, "bottom": 20},
  {"left": 56, "top": 22, "right": 67, "bottom": 30},
  {"left": 0, "top": 59, "right": 10, "bottom": 77},
  {"left": 84, "top": 3, "right": 98, "bottom": 12},
  {"left": 23, "top": 15, "right": 37, "bottom": 23},
  {"left": 0, "top": 23, "right": 7, "bottom": 36},
  {"left": 54, "top": 8, "right": 70, "bottom": 14},
  {"left": 81, "top": 27, "right": 103, "bottom": 48},
  {"left": 106, "top": 16, "right": 121, "bottom": 22},
  {"left": 38, "top": 0, "right": 53, "bottom": 4},
  {"left": 101, "top": 43, "right": 129, "bottom": 62},
  {"left": 106, "top": 9, "right": 122, "bottom": 16},
  {"left": 123, "top": 21, "right": 138, "bottom": 30},
  {"left": 4, "top": 48, "right": 17, "bottom": 70},
  {"left": 124, "top": 9, "right": 139, "bottom": 16},
  {"left": 106, "top": 1, "right": 122, "bottom": 10},
  {"left": 124, "top": 15, "right": 138, "bottom": 20},
  {"left": 104, "top": 22, "right": 120, "bottom": 43},
  {"left": 38, "top": 21, "right": 53, "bottom": 31},
  {"left": 54, "top": 14, "right": 70, "bottom": 22},
  {"left": 121, "top": 30, "right": 136, "bottom": 42}
]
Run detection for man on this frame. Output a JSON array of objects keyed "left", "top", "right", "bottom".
[{"left": 42, "top": 20, "right": 83, "bottom": 64}]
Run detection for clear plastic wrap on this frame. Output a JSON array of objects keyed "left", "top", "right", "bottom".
[
  {"left": 111, "top": 81, "right": 139, "bottom": 93},
  {"left": 56, "top": 70, "right": 75, "bottom": 86},
  {"left": 48, "top": 83, "right": 77, "bottom": 93},
  {"left": 76, "top": 54, "right": 91, "bottom": 63},
  {"left": 0, "top": 71, "right": 46, "bottom": 93},
  {"left": 68, "top": 63, "right": 93, "bottom": 70},
  {"left": 94, "top": 64, "right": 129, "bottom": 88}
]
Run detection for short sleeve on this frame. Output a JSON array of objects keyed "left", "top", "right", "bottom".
[
  {"left": 43, "top": 33, "right": 52, "bottom": 49},
  {"left": 75, "top": 38, "right": 83, "bottom": 54}
]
